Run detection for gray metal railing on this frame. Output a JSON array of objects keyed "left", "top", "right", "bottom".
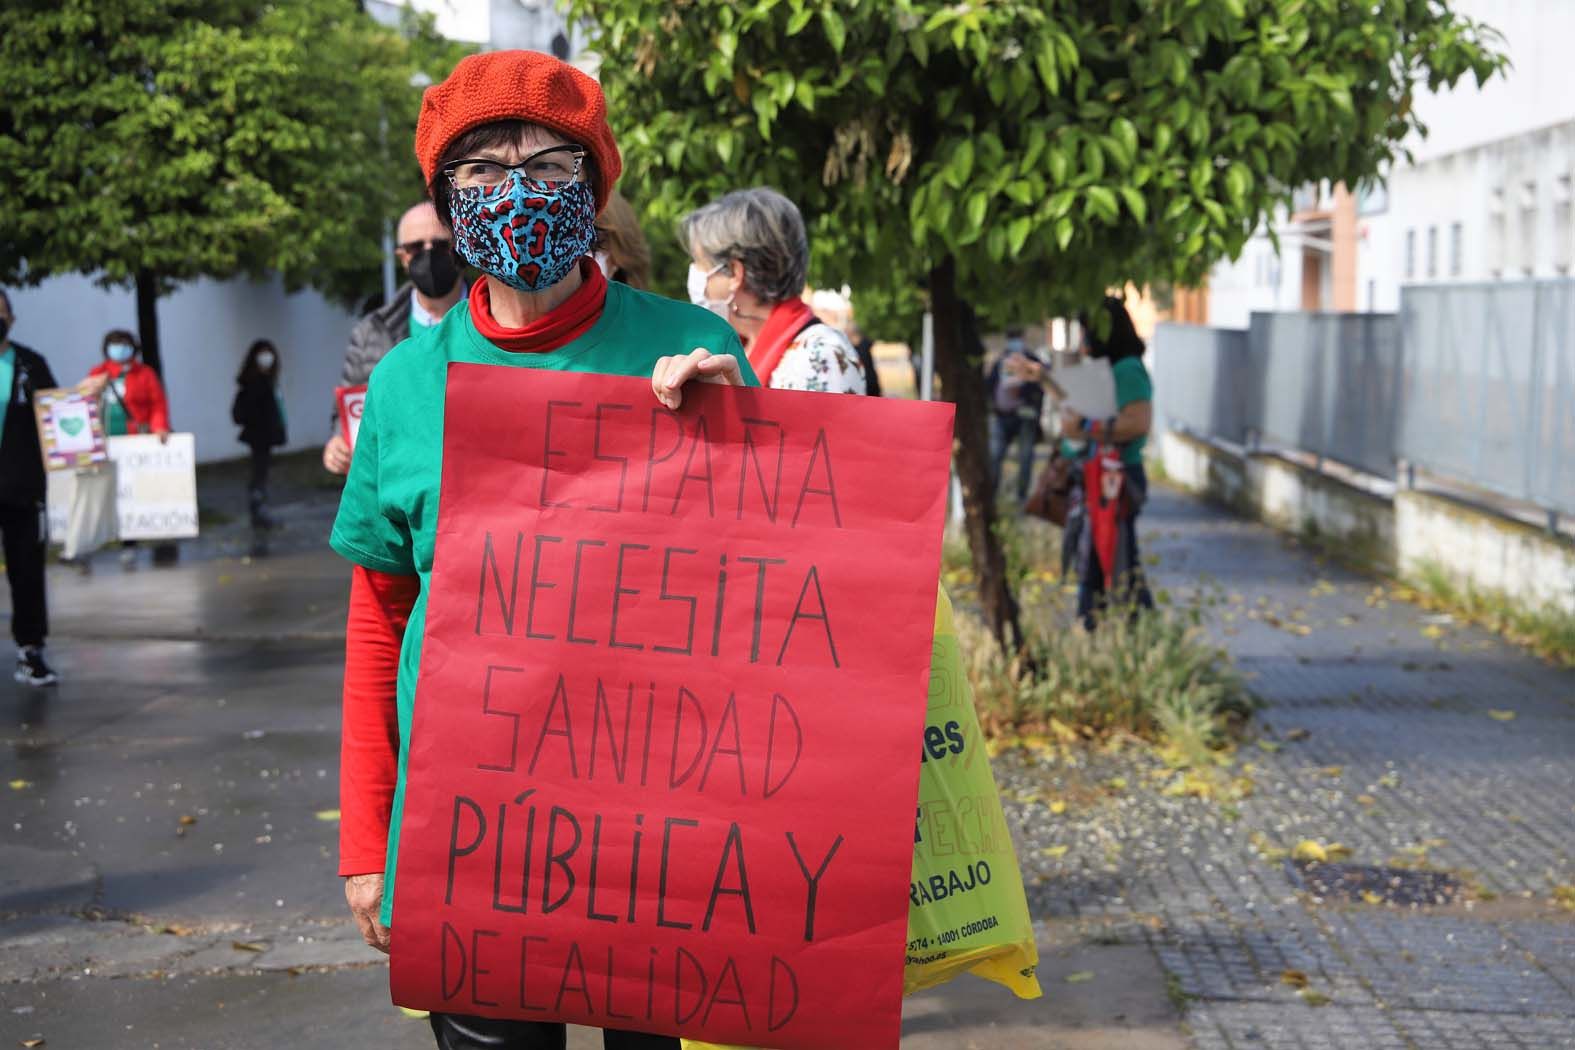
[
  {"left": 1397, "top": 281, "right": 1575, "bottom": 518},
  {"left": 1151, "top": 278, "right": 1575, "bottom": 519},
  {"left": 1248, "top": 312, "right": 1401, "bottom": 480},
  {"left": 1150, "top": 323, "right": 1251, "bottom": 444}
]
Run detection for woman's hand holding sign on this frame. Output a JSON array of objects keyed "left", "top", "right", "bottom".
[{"left": 651, "top": 347, "right": 745, "bottom": 410}]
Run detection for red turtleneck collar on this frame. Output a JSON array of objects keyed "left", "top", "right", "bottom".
[{"left": 469, "top": 258, "right": 608, "bottom": 353}]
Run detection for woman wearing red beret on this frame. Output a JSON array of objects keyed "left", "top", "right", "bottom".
[{"left": 330, "top": 50, "right": 754, "bottom": 1050}]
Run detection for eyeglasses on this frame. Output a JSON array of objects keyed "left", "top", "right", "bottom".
[
  {"left": 442, "top": 144, "right": 587, "bottom": 193},
  {"left": 396, "top": 237, "right": 452, "bottom": 256}
]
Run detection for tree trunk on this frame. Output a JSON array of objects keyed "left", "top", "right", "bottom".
[
  {"left": 135, "top": 269, "right": 162, "bottom": 375},
  {"left": 928, "top": 256, "right": 1024, "bottom": 654}
]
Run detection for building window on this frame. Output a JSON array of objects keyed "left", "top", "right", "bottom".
[
  {"left": 1405, "top": 229, "right": 1416, "bottom": 279},
  {"left": 1357, "top": 181, "right": 1389, "bottom": 216},
  {"left": 1449, "top": 222, "right": 1463, "bottom": 277},
  {"left": 1519, "top": 180, "right": 1537, "bottom": 275},
  {"left": 1554, "top": 174, "right": 1572, "bottom": 275},
  {"left": 1488, "top": 186, "right": 1506, "bottom": 277},
  {"left": 1426, "top": 226, "right": 1438, "bottom": 278}
]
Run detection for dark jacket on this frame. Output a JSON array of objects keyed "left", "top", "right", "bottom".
[
  {"left": 232, "top": 375, "right": 287, "bottom": 448},
  {"left": 341, "top": 284, "right": 413, "bottom": 388},
  {"left": 0, "top": 342, "right": 57, "bottom": 507}
]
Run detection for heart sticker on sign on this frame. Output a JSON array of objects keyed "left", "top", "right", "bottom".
[{"left": 59, "top": 417, "right": 85, "bottom": 437}]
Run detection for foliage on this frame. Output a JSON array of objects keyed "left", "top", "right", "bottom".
[
  {"left": 0, "top": 0, "right": 471, "bottom": 307},
  {"left": 946, "top": 515, "right": 1251, "bottom": 759},
  {"left": 955, "top": 591, "right": 1252, "bottom": 762},
  {"left": 1401, "top": 561, "right": 1575, "bottom": 669},
  {"left": 573, "top": 0, "right": 1506, "bottom": 332}
]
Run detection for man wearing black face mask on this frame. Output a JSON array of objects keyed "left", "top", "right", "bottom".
[
  {"left": 323, "top": 202, "right": 465, "bottom": 474},
  {"left": 0, "top": 289, "right": 60, "bottom": 685}
]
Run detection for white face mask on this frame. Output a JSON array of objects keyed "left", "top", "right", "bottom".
[
  {"left": 686, "top": 261, "right": 731, "bottom": 319},
  {"left": 256, "top": 351, "right": 276, "bottom": 370}
]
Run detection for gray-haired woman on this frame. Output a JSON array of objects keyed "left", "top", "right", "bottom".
[{"left": 682, "top": 187, "right": 866, "bottom": 394}]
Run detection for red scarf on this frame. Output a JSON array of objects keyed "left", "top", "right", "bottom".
[
  {"left": 747, "top": 298, "right": 817, "bottom": 386},
  {"left": 469, "top": 258, "right": 607, "bottom": 353}
]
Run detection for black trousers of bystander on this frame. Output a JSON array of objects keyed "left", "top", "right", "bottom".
[{"left": 0, "top": 500, "right": 47, "bottom": 647}]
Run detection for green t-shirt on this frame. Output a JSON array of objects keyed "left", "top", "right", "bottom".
[
  {"left": 1059, "top": 355, "right": 1153, "bottom": 466},
  {"left": 105, "top": 376, "right": 130, "bottom": 436},
  {"left": 329, "top": 281, "right": 756, "bottom": 926},
  {"left": 0, "top": 347, "right": 13, "bottom": 440}
]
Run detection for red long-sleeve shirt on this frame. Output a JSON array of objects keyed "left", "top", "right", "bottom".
[{"left": 338, "top": 566, "right": 419, "bottom": 875}]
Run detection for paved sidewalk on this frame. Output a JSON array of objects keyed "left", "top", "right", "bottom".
[
  {"left": 1000, "top": 486, "right": 1575, "bottom": 1049},
  {"left": 3, "top": 479, "right": 1572, "bottom": 1048}
]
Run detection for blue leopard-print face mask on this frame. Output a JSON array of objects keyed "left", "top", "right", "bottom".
[{"left": 450, "top": 175, "right": 597, "bottom": 292}]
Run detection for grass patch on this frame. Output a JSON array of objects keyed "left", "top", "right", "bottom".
[
  {"left": 948, "top": 515, "right": 1253, "bottom": 765},
  {"left": 1399, "top": 560, "right": 1575, "bottom": 668}
]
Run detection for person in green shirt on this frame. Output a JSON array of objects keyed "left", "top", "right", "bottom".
[
  {"left": 1028, "top": 297, "right": 1155, "bottom": 627},
  {"left": 329, "top": 49, "right": 752, "bottom": 1050}
]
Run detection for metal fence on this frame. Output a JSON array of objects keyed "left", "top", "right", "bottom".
[
  {"left": 1398, "top": 281, "right": 1575, "bottom": 518},
  {"left": 1149, "top": 323, "right": 1251, "bottom": 444},
  {"left": 1151, "top": 278, "right": 1575, "bottom": 518},
  {"left": 1248, "top": 312, "right": 1402, "bottom": 480}
]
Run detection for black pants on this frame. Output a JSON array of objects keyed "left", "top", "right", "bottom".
[
  {"left": 247, "top": 443, "right": 272, "bottom": 521},
  {"left": 0, "top": 501, "right": 48, "bottom": 647},
  {"left": 430, "top": 1015, "right": 679, "bottom": 1050}
]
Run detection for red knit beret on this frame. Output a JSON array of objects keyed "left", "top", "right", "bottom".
[{"left": 415, "top": 50, "right": 621, "bottom": 213}]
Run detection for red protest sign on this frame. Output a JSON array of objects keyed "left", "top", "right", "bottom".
[
  {"left": 390, "top": 364, "right": 954, "bottom": 1049},
  {"left": 337, "top": 384, "right": 368, "bottom": 450}
]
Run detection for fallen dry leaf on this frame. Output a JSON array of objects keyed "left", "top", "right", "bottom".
[
  {"left": 231, "top": 940, "right": 269, "bottom": 953},
  {"left": 1552, "top": 886, "right": 1575, "bottom": 912},
  {"left": 1421, "top": 625, "right": 1445, "bottom": 639},
  {"left": 1256, "top": 739, "right": 1282, "bottom": 754},
  {"left": 1299, "top": 989, "right": 1332, "bottom": 1007},
  {"left": 1318, "top": 765, "right": 1344, "bottom": 778},
  {"left": 1293, "top": 840, "right": 1330, "bottom": 863},
  {"left": 1064, "top": 971, "right": 1095, "bottom": 984},
  {"left": 1488, "top": 709, "right": 1516, "bottom": 722},
  {"left": 21, "top": 1038, "right": 46, "bottom": 1048},
  {"left": 1039, "top": 845, "right": 1070, "bottom": 859},
  {"left": 1280, "top": 969, "right": 1309, "bottom": 989},
  {"left": 1356, "top": 794, "right": 1378, "bottom": 807},
  {"left": 8, "top": 779, "right": 32, "bottom": 790},
  {"left": 314, "top": 809, "right": 341, "bottom": 822},
  {"left": 397, "top": 1007, "right": 431, "bottom": 1019},
  {"left": 1361, "top": 890, "right": 1385, "bottom": 905},
  {"left": 178, "top": 815, "right": 197, "bottom": 826},
  {"left": 1284, "top": 728, "right": 1311, "bottom": 742}
]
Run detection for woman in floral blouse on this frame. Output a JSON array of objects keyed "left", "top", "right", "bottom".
[{"left": 682, "top": 187, "right": 866, "bottom": 394}]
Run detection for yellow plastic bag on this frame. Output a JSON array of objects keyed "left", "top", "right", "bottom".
[{"left": 683, "top": 588, "right": 1040, "bottom": 1050}]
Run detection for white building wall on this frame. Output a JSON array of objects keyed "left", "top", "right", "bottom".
[
  {"left": 1405, "top": 0, "right": 1575, "bottom": 164},
  {"left": 4, "top": 275, "right": 357, "bottom": 464},
  {"left": 1379, "top": 120, "right": 1575, "bottom": 306},
  {"left": 1207, "top": 207, "right": 1303, "bottom": 329},
  {"left": 1209, "top": 1, "right": 1575, "bottom": 321}
]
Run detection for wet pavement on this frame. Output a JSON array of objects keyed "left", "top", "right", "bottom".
[{"left": 3, "top": 473, "right": 1573, "bottom": 1048}]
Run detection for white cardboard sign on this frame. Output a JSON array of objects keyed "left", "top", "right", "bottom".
[{"left": 46, "top": 433, "right": 200, "bottom": 543}]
